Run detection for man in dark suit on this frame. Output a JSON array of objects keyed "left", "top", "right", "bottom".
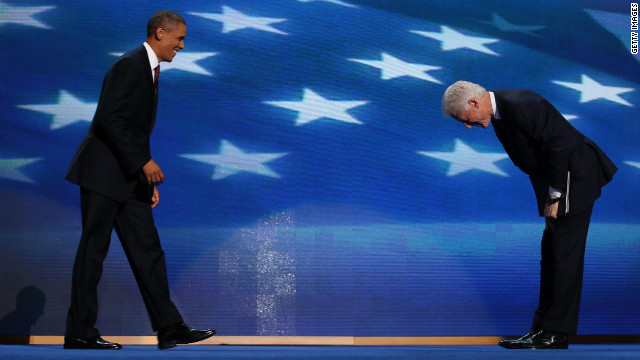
[
  {"left": 64, "top": 10, "right": 215, "bottom": 350},
  {"left": 442, "top": 81, "right": 617, "bottom": 349}
]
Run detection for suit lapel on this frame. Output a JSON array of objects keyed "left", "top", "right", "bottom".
[
  {"left": 491, "top": 94, "right": 519, "bottom": 166},
  {"left": 491, "top": 95, "right": 510, "bottom": 152},
  {"left": 132, "top": 45, "right": 158, "bottom": 130},
  {"left": 136, "top": 45, "right": 155, "bottom": 96}
]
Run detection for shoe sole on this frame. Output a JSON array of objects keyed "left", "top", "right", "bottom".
[
  {"left": 158, "top": 340, "right": 177, "bottom": 349},
  {"left": 158, "top": 331, "right": 216, "bottom": 349},
  {"left": 499, "top": 343, "right": 568, "bottom": 350},
  {"left": 63, "top": 344, "right": 122, "bottom": 350},
  {"left": 526, "top": 344, "right": 569, "bottom": 349}
]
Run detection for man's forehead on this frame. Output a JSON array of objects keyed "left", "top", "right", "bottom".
[{"left": 452, "top": 110, "right": 467, "bottom": 120}]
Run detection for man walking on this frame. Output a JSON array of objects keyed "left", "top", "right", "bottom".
[{"left": 64, "top": 10, "right": 215, "bottom": 350}]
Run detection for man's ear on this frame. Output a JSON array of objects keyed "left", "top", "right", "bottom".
[
  {"left": 468, "top": 98, "right": 479, "bottom": 109},
  {"left": 154, "top": 27, "right": 164, "bottom": 41}
]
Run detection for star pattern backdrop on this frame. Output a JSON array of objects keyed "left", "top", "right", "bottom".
[{"left": 0, "top": 0, "right": 639, "bottom": 337}]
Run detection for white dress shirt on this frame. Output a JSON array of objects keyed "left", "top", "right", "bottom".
[{"left": 143, "top": 42, "right": 159, "bottom": 82}]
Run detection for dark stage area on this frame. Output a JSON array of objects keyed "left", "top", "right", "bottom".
[{"left": 1, "top": 344, "right": 640, "bottom": 360}]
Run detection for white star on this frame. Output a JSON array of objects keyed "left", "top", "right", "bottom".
[
  {"left": 552, "top": 74, "right": 634, "bottom": 106},
  {"left": 411, "top": 25, "right": 500, "bottom": 56},
  {"left": 110, "top": 52, "right": 217, "bottom": 76},
  {"left": 181, "top": 140, "right": 288, "bottom": 180},
  {"left": 190, "top": 6, "right": 288, "bottom": 35},
  {"left": 160, "top": 52, "right": 217, "bottom": 75},
  {"left": 349, "top": 53, "right": 442, "bottom": 83},
  {"left": 297, "top": 0, "right": 358, "bottom": 8},
  {"left": 264, "top": 88, "right": 368, "bottom": 126},
  {"left": 625, "top": 161, "right": 640, "bottom": 169},
  {"left": 418, "top": 139, "right": 510, "bottom": 176},
  {"left": 482, "top": 13, "right": 544, "bottom": 37},
  {"left": 0, "top": 157, "right": 42, "bottom": 183},
  {"left": 0, "top": 1, "right": 55, "bottom": 29},
  {"left": 562, "top": 114, "right": 578, "bottom": 121},
  {"left": 17, "top": 90, "right": 96, "bottom": 130}
]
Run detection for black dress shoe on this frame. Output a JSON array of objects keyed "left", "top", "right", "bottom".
[
  {"left": 525, "top": 330, "right": 568, "bottom": 349},
  {"left": 498, "top": 330, "right": 538, "bottom": 349},
  {"left": 501, "top": 330, "right": 569, "bottom": 349},
  {"left": 157, "top": 322, "right": 216, "bottom": 349},
  {"left": 63, "top": 336, "right": 122, "bottom": 350}
]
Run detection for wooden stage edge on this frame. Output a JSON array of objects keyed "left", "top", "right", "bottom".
[{"left": 2, "top": 335, "right": 638, "bottom": 346}]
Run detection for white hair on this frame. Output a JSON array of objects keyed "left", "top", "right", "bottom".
[{"left": 442, "top": 80, "right": 487, "bottom": 117}]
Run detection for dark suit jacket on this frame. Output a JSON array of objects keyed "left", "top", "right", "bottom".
[
  {"left": 66, "top": 45, "right": 158, "bottom": 202},
  {"left": 492, "top": 89, "right": 617, "bottom": 216}
]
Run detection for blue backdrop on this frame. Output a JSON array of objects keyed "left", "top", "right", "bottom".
[{"left": 0, "top": 0, "right": 638, "bottom": 337}]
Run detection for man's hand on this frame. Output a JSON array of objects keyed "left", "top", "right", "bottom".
[
  {"left": 544, "top": 196, "right": 560, "bottom": 232},
  {"left": 544, "top": 201, "right": 559, "bottom": 219},
  {"left": 545, "top": 216, "right": 555, "bottom": 232},
  {"left": 142, "top": 158, "right": 164, "bottom": 185},
  {"left": 151, "top": 186, "right": 160, "bottom": 208}
]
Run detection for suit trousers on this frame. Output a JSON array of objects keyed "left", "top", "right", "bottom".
[
  {"left": 65, "top": 187, "right": 182, "bottom": 338},
  {"left": 531, "top": 204, "right": 594, "bottom": 335}
]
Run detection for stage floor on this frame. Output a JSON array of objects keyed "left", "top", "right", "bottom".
[{"left": 1, "top": 344, "right": 639, "bottom": 360}]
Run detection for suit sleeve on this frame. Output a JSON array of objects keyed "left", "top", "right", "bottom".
[
  {"left": 513, "top": 97, "right": 573, "bottom": 190},
  {"left": 93, "top": 58, "right": 151, "bottom": 175}
]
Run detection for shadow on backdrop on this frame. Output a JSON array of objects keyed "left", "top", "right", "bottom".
[{"left": 0, "top": 286, "right": 46, "bottom": 344}]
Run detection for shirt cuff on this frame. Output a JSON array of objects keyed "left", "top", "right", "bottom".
[{"left": 548, "top": 186, "right": 562, "bottom": 198}]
